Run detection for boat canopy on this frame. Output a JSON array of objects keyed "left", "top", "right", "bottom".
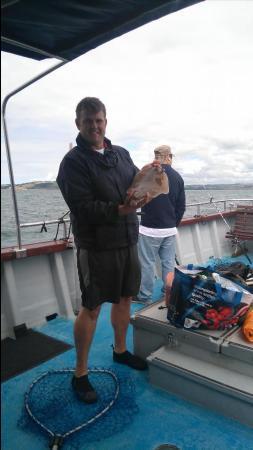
[{"left": 1, "top": 0, "right": 203, "bottom": 61}]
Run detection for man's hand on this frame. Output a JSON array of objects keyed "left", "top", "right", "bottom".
[{"left": 118, "top": 190, "right": 151, "bottom": 216}]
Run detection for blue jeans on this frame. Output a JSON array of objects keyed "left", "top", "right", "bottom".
[{"left": 137, "top": 234, "right": 176, "bottom": 301}]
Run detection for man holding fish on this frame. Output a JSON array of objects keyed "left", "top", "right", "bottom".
[{"left": 57, "top": 97, "right": 163, "bottom": 403}]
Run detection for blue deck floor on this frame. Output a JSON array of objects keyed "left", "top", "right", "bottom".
[{"left": 2, "top": 258, "right": 253, "bottom": 450}]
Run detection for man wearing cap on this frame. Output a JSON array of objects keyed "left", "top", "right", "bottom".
[{"left": 135, "top": 145, "right": 185, "bottom": 305}]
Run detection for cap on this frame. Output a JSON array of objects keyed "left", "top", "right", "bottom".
[{"left": 154, "top": 145, "right": 173, "bottom": 163}]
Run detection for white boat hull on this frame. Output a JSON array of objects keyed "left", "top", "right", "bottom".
[{"left": 1, "top": 210, "right": 252, "bottom": 340}]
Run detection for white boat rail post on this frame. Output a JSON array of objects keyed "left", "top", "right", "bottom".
[{"left": 1, "top": 60, "right": 68, "bottom": 255}]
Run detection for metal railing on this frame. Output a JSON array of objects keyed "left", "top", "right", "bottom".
[
  {"left": 16, "top": 198, "right": 253, "bottom": 240},
  {"left": 2, "top": 198, "right": 252, "bottom": 250},
  {"left": 185, "top": 198, "right": 253, "bottom": 217},
  {"left": 2, "top": 60, "right": 69, "bottom": 251},
  {"left": 20, "top": 218, "right": 71, "bottom": 240}
]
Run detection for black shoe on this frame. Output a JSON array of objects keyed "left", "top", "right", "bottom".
[
  {"left": 72, "top": 374, "right": 98, "bottom": 403},
  {"left": 113, "top": 350, "right": 148, "bottom": 370}
]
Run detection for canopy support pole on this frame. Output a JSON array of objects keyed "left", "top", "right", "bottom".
[{"left": 1, "top": 60, "right": 68, "bottom": 250}]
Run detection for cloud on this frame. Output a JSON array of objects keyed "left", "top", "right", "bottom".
[{"left": 1, "top": 0, "right": 253, "bottom": 185}]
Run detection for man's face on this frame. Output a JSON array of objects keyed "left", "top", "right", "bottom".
[
  {"left": 76, "top": 109, "right": 107, "bottom": 149},
  {"left": 154, "top": 150, "right": 172, "bottom": 165}
]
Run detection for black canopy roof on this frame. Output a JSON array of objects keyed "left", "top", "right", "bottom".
[{"left": 1, "top": 0, "right": 203, "bottom": 61}]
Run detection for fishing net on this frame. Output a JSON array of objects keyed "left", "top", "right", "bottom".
[
  {"left": 204, "top": 257, "right": 253, "bottom": 292},
  {"left": 205, "top": 256, "right": 251, "bottom": 270},
  {"left": 18, "top": 367, "right": 138, "bottom": 450}
]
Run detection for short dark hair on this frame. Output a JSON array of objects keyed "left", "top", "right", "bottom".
[{"left": 75, "top": 97, "right": 106, "bottom": 120}]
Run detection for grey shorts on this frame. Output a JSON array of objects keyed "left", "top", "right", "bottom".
[{"left": 77, "top": 245, "right": 141, "bottom": 310}]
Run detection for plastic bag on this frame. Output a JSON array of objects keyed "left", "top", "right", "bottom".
[
  {"left": 167, "top": 265, "right": 253, "bottom": 330},
  {"left": 205, "top": 260, "right": 253, "bottom": 293}
]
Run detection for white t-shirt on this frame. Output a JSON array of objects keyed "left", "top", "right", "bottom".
[
  {"left": 95, "top": 148, "right": 105, "bottom": 155},
  {"left": 139, "top": 225, "right": 177, "bottom": 237}
]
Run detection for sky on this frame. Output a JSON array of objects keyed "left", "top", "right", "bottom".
[{"left": 1, "top": 0, "right": 253, "bottom": 185}]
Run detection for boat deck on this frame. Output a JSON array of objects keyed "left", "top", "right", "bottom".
[{"left": 2, "top": 274, "right": 253, "bottom": 450}]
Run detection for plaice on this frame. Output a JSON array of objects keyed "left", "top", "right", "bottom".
[{"left": 127, "top": 165, "right": 169, "bottom": 206}]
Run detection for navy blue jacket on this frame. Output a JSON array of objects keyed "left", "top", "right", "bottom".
[
  {"left": 57, "top": 133, "right": 138, "bottom": 250},
  {"left": 140, "top": 165, "right": 185, "bottom": 228}
]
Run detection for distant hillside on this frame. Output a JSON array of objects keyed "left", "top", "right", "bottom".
[
  {"left": 185, "top": 184, "right": 253, "bottom": 190},
  {"left": 1, "top": 181, "right": 253, "bottom": 191},
  {"left": 1, "top": 181, "right": 58, "bottom": 191}
]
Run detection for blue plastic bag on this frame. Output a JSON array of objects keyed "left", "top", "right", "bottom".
[{"left": 167, "top": 265, "right": 251, "bottom": 330}]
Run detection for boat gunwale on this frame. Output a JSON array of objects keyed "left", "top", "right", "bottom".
[
  {"left": 1, "top": 239, "right": 73, "bottom": 261},
  {"left": 0, "top": 210, "right": 238, "bottom": 260}
]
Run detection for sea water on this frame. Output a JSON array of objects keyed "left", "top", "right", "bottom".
[{"left": 1, "top": 188, "right": 253, "bottom": 248}]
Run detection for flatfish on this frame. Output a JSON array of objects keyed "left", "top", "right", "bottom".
[{"left": 126, "top": 165, "right": 169, "bottom": 206}]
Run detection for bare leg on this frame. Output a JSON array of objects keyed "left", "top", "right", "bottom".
[
  {"left": 111, "top": 296, "right": 131, "bottom": 353},
  {"left": 74, "top": 305, "right": 101, "bottom": 377},
  {"left": 165, "top": 271, "right": 175, "bottom": 306},
  {"left": 111, "top": 296, "right": 148, "bottom": 370}
]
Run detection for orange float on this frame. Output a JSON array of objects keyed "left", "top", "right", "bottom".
[{"left": 242, "top": 307, "right": 253, "bottom": 343}]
